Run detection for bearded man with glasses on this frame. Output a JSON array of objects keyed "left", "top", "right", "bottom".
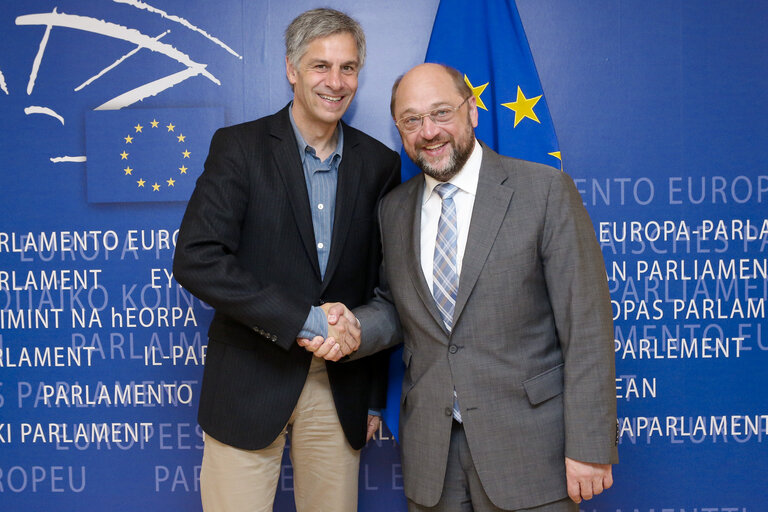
[{"left": 307, "top": 63, "right": 618, "bottom": 511}]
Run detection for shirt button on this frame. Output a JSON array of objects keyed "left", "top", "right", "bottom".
[
  {"left": 317, "top": 242, "right": 324, "bottom": 249},
  {"left": 317, "top": 203, "right": 324, "bottom": 210},
  {"left": 449, "top": 345, "right": 458, "bottom": 354}
]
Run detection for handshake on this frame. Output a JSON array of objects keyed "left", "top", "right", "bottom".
[{"left": 297, "top": 303, "right": 361, "bottom": 362}]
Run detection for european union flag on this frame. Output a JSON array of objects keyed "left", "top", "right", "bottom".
[
  {"left": 385, "top": 0, "right": 561, "bottom": 440},
  {"left": 86, "top": 108, "right": 223, "bottom": 203}
]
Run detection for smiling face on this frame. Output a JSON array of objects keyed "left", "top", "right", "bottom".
[
  {"left": 393, "top": 64, "right": 478, "bottom": 182},
  {"left": 286, "top": 32, "right": 360, "bottom": 135}
]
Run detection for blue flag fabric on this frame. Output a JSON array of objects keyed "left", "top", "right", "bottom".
[
  {"left": 384, "top": 0, "right": 561, "bottom": 441},
  {"left": 86, "top": 108, "right": 223, "bottom": 203}
]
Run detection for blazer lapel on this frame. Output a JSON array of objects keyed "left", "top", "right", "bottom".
[
  {"left": 400, "top": 177, "right": 449, "bottom": 334},
  {"left": 321, "top": 124, "right": 361, "bottom": 291},
  {"left": 270, "top": 107, "right": 321, "bottom": 279},
  {"left": 453, "top": 148, "right": 514, "bottom": 326}
]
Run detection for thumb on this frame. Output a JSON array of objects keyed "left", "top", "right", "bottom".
[{"left": 327, "top": 303, "right": 345, "bottom": 324}]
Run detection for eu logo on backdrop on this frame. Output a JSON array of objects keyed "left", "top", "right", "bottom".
[{"left": 86, "top": 108, "right": 223, "bottom": 203}]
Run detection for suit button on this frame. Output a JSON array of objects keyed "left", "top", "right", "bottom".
[
  {"left": 444, "top": 408, "right": 452, "bottom": 416},
  {"left": 271, "top": 335, "right": 277, "bottom": 342},
  {"left": 449, "top": 345, "right": 458, "bottom": 354}
]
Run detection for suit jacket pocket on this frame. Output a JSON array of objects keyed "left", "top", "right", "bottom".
[{"left": 523, "top": 363, "right": 564, "bottom": 406}]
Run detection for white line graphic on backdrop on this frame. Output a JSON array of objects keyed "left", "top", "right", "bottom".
[
  {"left": 16, "top": 9, "right": 221, "bottom": 109},
  {"left": 0, "top": 67, "right": 8, "bottom": 94},
  {"left": 50, "top": 156, "right": 87, "bottom": 163},
  {"left": 24, "top": 106, "right": 65, "bottom": 125},
  {"left": 26, "top": 7, "right": 57, "bottom": 95},
  {"left": 114, "top": 0, "right": 242, "bottom": 59},
  {"left": 10, "top": 4, "right": 240, "bottom": 163},
  {"left": 75, "top": 30, "right": 171, "bottom": 92}
]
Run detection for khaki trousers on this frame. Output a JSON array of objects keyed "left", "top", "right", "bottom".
[{"left": 201, "top": 357, "right": 360, "bottom": 512}]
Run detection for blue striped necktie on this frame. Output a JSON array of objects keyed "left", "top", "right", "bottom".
[{"left": 432, "top": 182, "right": 462, "bottom": 422}]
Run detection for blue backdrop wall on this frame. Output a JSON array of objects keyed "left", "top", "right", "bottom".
[{"left": 0, "top": 1, "right": 766, "bottom": 511}]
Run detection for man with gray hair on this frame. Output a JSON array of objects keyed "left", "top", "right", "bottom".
[{"left": 173, "top": 8, "right": 399, "bottom": 511}]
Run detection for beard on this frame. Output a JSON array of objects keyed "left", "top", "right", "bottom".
[{"left": 411, "top": 118, "right": 475, "bottom": 182}]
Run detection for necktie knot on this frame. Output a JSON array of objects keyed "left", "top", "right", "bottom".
[{"left": 434, "top": 182, "right": 458, "bottom": 201}]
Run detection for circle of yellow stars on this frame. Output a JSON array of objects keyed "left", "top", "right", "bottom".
[
  {"left": 120, "top": 119, "right": 191, "bottom": 191},
  {"left": 464, "top": 74, "right": 562, "bottom": 170}
]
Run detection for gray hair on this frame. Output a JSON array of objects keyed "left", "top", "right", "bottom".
[
  {"left": 285, "top": 8, "right": 366, "bottom": 69},
  {"left": 390, "top": 64, "right": 473, "bottom": 118}
]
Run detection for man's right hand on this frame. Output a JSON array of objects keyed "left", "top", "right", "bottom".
[
  {"left": 297, "top": 335, "right": 343, "bottom": 360},
  {"left": 296, "top": 302, "right": 360, "bottom": 361},
  {"left": 322, "top": 302, "right": 360, "bottom": 355}
]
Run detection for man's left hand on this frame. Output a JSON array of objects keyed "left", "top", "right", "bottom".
[
  {"left": 565, "top": 457, "right": 613, "bottom": 503},
  {"left": 366, "top": 414, "right": 380, "bottom": 442}
]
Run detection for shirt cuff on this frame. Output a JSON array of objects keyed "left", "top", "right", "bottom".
[
  {"left": 368, "top": 409, "right": 381, "bottom": 416},
  {"left": 297, "top": 306, "right": 328, "bottom": 340}
]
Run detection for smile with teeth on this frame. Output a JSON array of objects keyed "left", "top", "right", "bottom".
[
  {"left": 319, "top": 94, "right": 343, "bottom": 102},
  {"left": 422, "top": 141, "right": 448, "bottom": 151}
]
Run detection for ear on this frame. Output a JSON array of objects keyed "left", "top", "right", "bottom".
[
  {"left": 285, "top": 56, "right": 297, "bottom": 86},
  {"left": 468, "top": 95, "right": 479, "bottom": 128}
]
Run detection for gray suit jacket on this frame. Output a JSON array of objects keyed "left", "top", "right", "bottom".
[{"left": 355, "top": 143, "right": 618, "bottom": 510}]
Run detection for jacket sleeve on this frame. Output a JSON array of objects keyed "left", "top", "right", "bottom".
[
  {"left": 540, "top": 170, "right": 618, "bottom": 464},
  {"left": 353, "top": 196, "right": 404, "bottom": 360}
]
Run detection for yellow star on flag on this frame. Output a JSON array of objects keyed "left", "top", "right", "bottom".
[
  {"left": 502, "top": 86, "right": 542, "bottom": 127},
  {"left": 123, "top": 166, "right": 133, "bottom": 175},
  {"left": 182, "top": 150, "right": 191, "bottom": 159},
  {"left": 137, "top": 179, "right": 146, "bottom": 187},
  {"left": 150, "top": 119, "right": 160, "bottom": 128},
  {"left": 177, "top": 134, "right": 186, "bottom": 143},
  {"left": 167, "top": 123, "right": 175, "bottom": 132},
  {"left": 120, "top": 151, "right": 129, "bottom": 160},
  {"left": 152, "top": 182, "right": 161, "bottom": 191},
  {"left": 167, "top": 178, "right": 176, "bottom": 187},
  {"left": 179, "top": 165, "right": 188, "bottom": 174},
  {"left": 464, "top": 75, "right": 489, "bottom": 111},
  {"left": 548, "top": 151, "right": 563, "bottom": 171},
  {"left": 134, "top": 123, "right": 143, "bottom": 133},
  {"left": 124, "top": 135, "right": 134, "bottom": 144}
]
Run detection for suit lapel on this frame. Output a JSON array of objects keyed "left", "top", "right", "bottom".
[
  {"left": 321, "top": 124, "right": 361, "bottom": 291},
  {"left": 270, "top": 106, "right": 321, "bottom": 279},
  {"left": 453, "top": 147, "right": 514, "bottom": 326},
  {"left": 400, "top": 177, "right": 449, "bottom": 334}
]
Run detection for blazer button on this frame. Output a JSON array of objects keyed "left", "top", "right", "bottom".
[
  {"left": 444, "top": 407, "right": 452, "bottom": 416},
  {"left": 449, "top": 345, "right": 458, "bottom": 354}
]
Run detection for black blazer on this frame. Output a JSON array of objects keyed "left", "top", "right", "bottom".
[{"left": 173, "top": 104, "right": 400, "bottom": 450}]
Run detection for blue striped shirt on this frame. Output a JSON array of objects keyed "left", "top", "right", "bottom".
[{"left": 290, "top": 107, "right": 342, "bottom": 340}]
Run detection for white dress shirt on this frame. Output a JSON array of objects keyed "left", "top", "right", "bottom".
[{"left": 420, "top": 139, "right": 482, "bottom": 289}]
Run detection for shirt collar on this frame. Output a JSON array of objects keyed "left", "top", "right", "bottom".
[
  {"left": 423, "top": 138, "right": 482, "bottom": 205},
  {"left": 289, "top": 103, "right": 344, "bottom": 166}
]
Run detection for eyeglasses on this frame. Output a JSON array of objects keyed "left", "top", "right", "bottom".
[{"left": 394, "top": 96, "right": 472, "bottom": 133}]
